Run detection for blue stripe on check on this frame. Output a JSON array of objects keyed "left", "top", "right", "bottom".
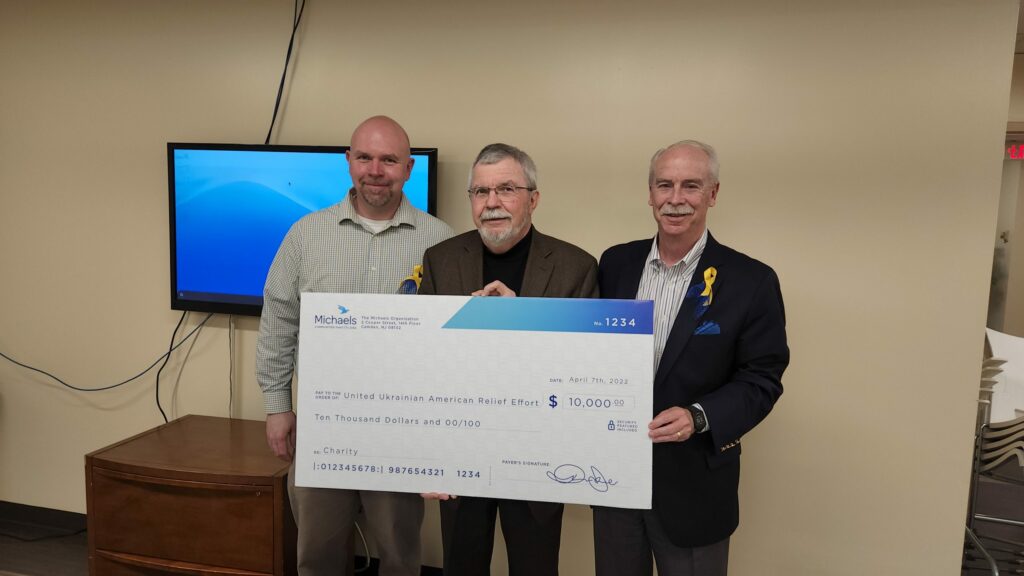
[{"left": 442, "top": 298, "right": 653, "bottom": 334}]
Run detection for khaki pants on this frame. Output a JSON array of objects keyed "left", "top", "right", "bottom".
[{"left": 288, "top": 464, "right": 424, "bottom": 576}]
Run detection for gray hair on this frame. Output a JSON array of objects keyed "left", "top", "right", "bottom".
[
  {"left": 648, "top": 140, "right": 719, "bottom": 186},
  {"left": 469, "top": 143, "right": 538, "bottom": 190}
]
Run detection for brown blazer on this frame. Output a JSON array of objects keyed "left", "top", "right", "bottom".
[
  {"left": 418, "top": 227, "right": 598, "bottom": 523},
  {"left": 419, "top": 228, "right": 599, "bottom": 299}
]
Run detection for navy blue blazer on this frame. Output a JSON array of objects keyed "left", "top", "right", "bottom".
[{"left": 598, "top": 232, "right": 788, "bottom": 547}]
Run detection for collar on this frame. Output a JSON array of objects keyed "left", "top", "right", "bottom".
[
  {"left": 646, "top": 228, "right": 709, "bottom": 270},
  {"left": 334, "top": 189, "right": 419, "bottom": 229}
]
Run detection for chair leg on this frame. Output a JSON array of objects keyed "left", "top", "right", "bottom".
[{"left": 965, "top": 525, "right": 1000, "bottom": 576}]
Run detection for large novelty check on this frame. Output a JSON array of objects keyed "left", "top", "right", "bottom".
[{"left": 295, "top": 293, "right": 654, "bottom": 508}]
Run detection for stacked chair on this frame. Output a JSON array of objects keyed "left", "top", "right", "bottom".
[{"left": 964, "top": 356, "right": 1024, "bottom": 575}]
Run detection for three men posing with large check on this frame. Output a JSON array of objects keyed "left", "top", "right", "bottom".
[{"left": 257, "top": 116, "right": 789, "bottom": 576}]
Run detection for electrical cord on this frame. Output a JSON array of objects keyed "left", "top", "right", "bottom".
[
  {"left": 228, "top": 314, "right": 235, "bottom": 417},
  {"left": 171, "top": 314, "right": 206, "bottom": 420},
  {"left": 264, "top": 0, "right": 307, "bottom": 145},
  {"left": 155, "top": 311, "right": 188, "bottom": 422},
  {"left": 354, "top": 520, "right": 371, "bottom": 573},
  {"left": 0, "top": 313, "right": 214, "bottom": 393}
]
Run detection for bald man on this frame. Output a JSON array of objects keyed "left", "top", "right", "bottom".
[{"left": 257, "top": 116, "right": 454, "bottom": 576}]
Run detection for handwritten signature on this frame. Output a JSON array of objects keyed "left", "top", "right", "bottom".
[{"left": 545, "top": 464, "right": 617, "bottom": 492}]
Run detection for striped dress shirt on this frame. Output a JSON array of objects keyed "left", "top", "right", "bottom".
[{"left": 636, "top": 228, "right": 709, "bottom": 373}]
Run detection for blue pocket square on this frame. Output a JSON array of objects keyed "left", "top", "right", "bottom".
[{"left": 694, "top": 321, "right": 720, "bottom": 335}]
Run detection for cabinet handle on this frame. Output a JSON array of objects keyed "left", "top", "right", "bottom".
[
  {"left": 96, "top": 549, "right": 269, "bottom": 575},
  {"left": 94, "top": 467, "right": 272, "bottom": 493}
]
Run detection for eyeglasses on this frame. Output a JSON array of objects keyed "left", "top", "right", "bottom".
[
  {"left": 467, "top": 184, "right": 533, "bottom": 200},
  {"left": 651, "top": 180, "right": 710, "bottom": 194}
]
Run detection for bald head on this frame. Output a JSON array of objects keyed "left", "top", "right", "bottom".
[
  {"left": 351, "top": 115, "right": 411, "bottom": 153},
  {"left": 346, "top": 115, "right": 414, "bottom": 219}
]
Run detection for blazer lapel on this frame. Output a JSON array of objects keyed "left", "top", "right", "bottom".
[
  {"left": 458, "top": 235, "right": 484, "bottom": 293},
  {"left": 621, "top": 240, "right": 652, "bottom": 300},
  {"left": 653, "top": 235, "right": 722, "bottom": 388},
  {"left": 520, "top": 230, "right": 554, "bottom": 297}
]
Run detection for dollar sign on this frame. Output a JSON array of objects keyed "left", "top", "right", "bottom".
[{"left": 548, "top": 394, "right": 558, "bottom": 408}]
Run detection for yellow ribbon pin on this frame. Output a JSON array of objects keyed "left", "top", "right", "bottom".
[
  {"left": 405, "top": 264, "right": 423, "bottom": 290},
  {"left": 397, "top": 264, "right": 424, "bottom": 294},
  {"left": 699, "top": 266, "right": 717, "bottom": 305}
]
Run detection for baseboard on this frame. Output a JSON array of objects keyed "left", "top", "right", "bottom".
[{"left": 0, "top": 501, "right": 86, "bottom": 541}]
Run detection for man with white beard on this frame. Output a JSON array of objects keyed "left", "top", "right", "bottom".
[{"left": 418, "top": 142, "right": 598, "bottom": 576}]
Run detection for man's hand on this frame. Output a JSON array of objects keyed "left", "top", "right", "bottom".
[
  {"left": 471, "top": 280, "right": 516, "bottom": 297},
  {"left": 267, "top": 411, "right": 297, "bottom": 461},
  {"left": 648, "top": 406, "right": 694, "bottom": 443},
  {"left": 421, "top": 492, "right": 458, "bottom": 501}
]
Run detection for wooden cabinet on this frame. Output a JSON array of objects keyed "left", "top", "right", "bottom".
[{"left": 86, "top": 415, "right": 297, "bottom": 576}]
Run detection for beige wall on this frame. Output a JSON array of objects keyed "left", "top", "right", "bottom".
[
  {"left": 0, "top": 1, "right": 1017, "bottom": 574},
  {"left": 1010, "top": 54, "right": 1024, "bottom": 122}
]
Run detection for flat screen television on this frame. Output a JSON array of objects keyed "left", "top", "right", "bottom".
[{"left": 168, "top": 143, "right": 438, "bottom": 316}]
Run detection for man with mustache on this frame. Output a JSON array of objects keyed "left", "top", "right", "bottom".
[
  {"left": 593, "top": 141, "right": 789, "bottom": 576},
  {"left": 418, "top": 143, "right": 598, "bottom": 575},
  {"left": 257, "top": 115, "right": 454, "bottom": 576}
]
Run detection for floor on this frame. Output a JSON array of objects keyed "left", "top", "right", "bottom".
[
  {"left": 0, "top": 498, "right": 445, "bottom": 575},
  {"left": 0, "top": 528, "right": 87, "bottom": 576},
  {"left": 0, "top": 501, "right": 86, "bottom": 575}
]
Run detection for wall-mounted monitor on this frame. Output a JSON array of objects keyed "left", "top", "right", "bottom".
[{"left": 168, "top": 143, "right": 438, "bottom": 317}]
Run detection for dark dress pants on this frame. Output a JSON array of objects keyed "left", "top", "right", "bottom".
[
  {"left": 593, "top": 506, "right": 729, "bottom": 576},
  {"left": 441, "top": 496, "right": 563, "bottom": 576}
]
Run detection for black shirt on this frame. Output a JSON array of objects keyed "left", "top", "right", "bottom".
[{"left": 482, "top": 226, "right": 534, "bottom": 294}]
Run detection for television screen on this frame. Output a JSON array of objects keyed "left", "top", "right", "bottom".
[{"left": 168, "top": 143, "right": 438, "bottom": 316}]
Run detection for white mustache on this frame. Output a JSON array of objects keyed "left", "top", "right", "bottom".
[
  {"left": 660, "top": 204, "right": 694, "bottom": 216},
  {"left": 480, "top": 208, "right": 513, "bottom": 221}
]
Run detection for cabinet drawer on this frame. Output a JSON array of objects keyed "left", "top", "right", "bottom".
[{"left": 91, "top": 467, "right": 274, "bottom": 573}]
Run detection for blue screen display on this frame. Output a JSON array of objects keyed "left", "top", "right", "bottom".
[{"left": 169, "top": 144, "right": 435, "bottom": 314}]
